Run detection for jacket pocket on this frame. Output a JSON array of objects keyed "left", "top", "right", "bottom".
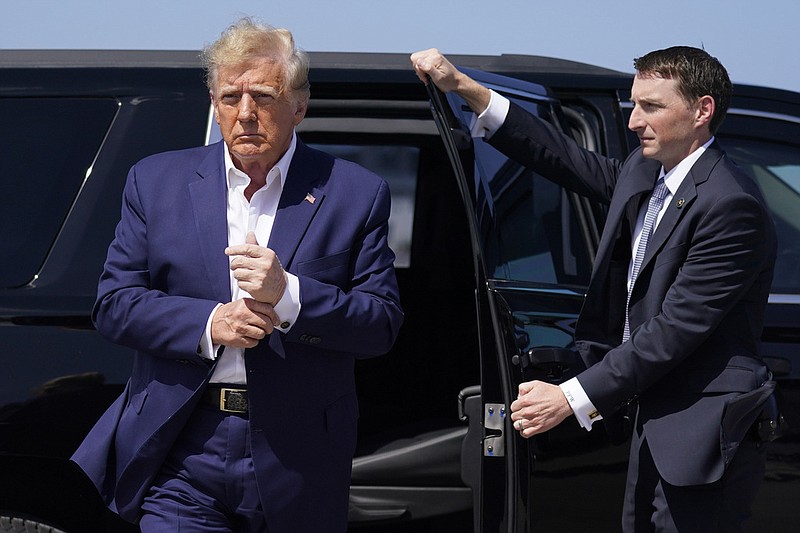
[{"left": 296, "top": 249, "right": 351, "bottom": 284}]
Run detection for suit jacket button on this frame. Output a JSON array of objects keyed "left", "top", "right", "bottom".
[{"left": 310, "top": 336, "right": 322, "bottom": 345}]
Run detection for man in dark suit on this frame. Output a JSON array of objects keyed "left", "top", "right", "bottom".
[
  {"left": 412, "top": 47, "right": 776, "bottom": 531},
  {"left": 72, "top": 18, "right": 403, "bottom": 532}
]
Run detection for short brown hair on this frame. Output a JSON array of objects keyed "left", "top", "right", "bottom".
[{"left": 634, "top": 46, "right": 732, "bottom": 134}]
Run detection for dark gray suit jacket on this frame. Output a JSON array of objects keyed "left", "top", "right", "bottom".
[{"left": 491, "top": 102, "right": 776, "bottom": 486}]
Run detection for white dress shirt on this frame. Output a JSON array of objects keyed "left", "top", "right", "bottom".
[
  {"left": 197, "top": 134, "right": 302, "bottom": 384},
  {"left": 474, "top": 90, "right": 713, "bottom": 430}
]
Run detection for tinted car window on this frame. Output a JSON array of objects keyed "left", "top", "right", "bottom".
[
  {"left": 468, "top": 100, "right": 593, "bottom": 287},
  {"left": 0, "top": 98, "right": 118, "bottom": 288},
  {"left": 723, "top": 137, "right": 800, "bottom": 294}
]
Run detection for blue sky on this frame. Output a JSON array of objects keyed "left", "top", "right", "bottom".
[{"left": 2, "top": 0, "right": 798, "bottom": 93}]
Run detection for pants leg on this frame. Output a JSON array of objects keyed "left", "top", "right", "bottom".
[
  {"left": 139, "top": 406, "right": 268, "bottom": 533},
  {"left": 622, "top": 431, "right": 766, "bottom": 533},
  {"left": 622, "top": 425, "right": 655, "bottom": 533}
]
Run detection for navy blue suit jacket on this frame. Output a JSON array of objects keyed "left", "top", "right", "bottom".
[
  {"left": 491, "top": 103, "right": 776, "bottom": 487},
  {"left": 72, "top": 140, "right": 403, "bottom": 531}
]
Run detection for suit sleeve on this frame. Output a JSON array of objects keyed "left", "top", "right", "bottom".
[
  {"left": 489, "top": 101, "right": 625, "bottom": 204},
  {"left": 286, "top": 179, "right": 403, "bottom": 357},
  {"left": 92, "top": 164, "right": 219, "bottom": 361},
  {"left": 578, "top": 190, "right": 775, "bottom": 414}
]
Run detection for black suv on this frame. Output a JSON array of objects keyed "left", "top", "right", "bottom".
[{"left": 1, "top": 50, "right": 798, "bottom": 532}]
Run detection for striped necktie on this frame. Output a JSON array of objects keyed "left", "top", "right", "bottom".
[{"left": 622, "top": 177, "right": 669, "bottom": 342}]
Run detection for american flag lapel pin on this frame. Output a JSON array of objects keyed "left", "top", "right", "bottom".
[{"left": 305, "top": 193, "right": 316, "bottom": 205}]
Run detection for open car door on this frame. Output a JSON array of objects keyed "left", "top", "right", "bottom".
[{"left": 426, "top": 68, "right": 630, "bottom": 532}]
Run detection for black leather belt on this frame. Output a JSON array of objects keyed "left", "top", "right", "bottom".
[{"left": 202, "top": 386, "right": 248, "bottom": 414}]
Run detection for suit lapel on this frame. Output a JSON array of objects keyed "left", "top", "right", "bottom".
[
  {"left": 640, "top": 178, "right": 696, "bottom": 272},
  {"left": 639, "top": 144, "right": 721, "bottom": 272},
  {"left": 268, "top": 141, "right": 330, "bottom": 269},
  {"left": 189, "top": 142, "right": 232, "bottom": 303}
]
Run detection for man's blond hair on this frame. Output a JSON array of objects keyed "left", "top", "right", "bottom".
[{"left": 201, "top": 17, "right": 310, "bottom": 103}]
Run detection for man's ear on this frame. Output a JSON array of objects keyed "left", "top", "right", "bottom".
[
  {"left": 695, "top": 95, "right": 715, "bottom": 130},
  {"left": 210, "top": 91, "right": 221, "bottom": 124},
  {"left": 293, "top": 98, "right": 308, "bottom": 126}
]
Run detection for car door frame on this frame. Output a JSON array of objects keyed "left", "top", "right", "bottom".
[{"left": 425, "top": 68, "right": 613, "bottom": 532}]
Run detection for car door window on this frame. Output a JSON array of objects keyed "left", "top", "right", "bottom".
[
  {"left": 721, "top": 135, "right": 800, "bottom": 295},
  {"left": 716, "top": 111, "right": 800, "bottom": 296},
  {"left": 0, "top": 98, "right": 118, "bottom": 288},
  {"left": 449, "top": 93, "right": 594, "bottom": 288}
]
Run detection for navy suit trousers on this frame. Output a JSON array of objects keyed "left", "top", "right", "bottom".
[{"left": 139, "top": 405, "right": 268, "bottom": 532}]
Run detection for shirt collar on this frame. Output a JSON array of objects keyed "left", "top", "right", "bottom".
[
  {"left": 661, "top": 136, "right": 715, "bottom": 195},
  {"left": 223, "top": 131, "right": 297, "bottom": 191}
]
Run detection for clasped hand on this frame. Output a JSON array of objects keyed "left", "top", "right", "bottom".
[
  {"left": 211, "top": 298, "right": 277, "bottom": 349},
  {"left": 210, "top": 232, "right": 287, "bottom": 348}
]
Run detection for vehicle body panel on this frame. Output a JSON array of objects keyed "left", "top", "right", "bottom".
[{"left": 0, "top": 50, "right": 798, "bottom": 531}]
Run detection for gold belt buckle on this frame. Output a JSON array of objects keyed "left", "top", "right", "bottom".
[{"left": 219, "top": 388, "right": 248, "bottom": 413}]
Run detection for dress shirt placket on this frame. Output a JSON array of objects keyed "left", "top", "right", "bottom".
[{"left": 211, "top": 171, "right": 282, "bottom": 385}]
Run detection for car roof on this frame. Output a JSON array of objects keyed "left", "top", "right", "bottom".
[
  {"left": 0, "top": 49, "right": 622, "bottom": 73},
  {"left": 1, "top": 49, "right": 797, "bottom": 105}
]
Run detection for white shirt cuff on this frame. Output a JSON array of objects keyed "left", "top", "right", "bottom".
[
  {"left": 198, "top": 274, "right": 300, "bottom": 359},
  {"left": 559, "top": 376, "right": 603, "bottom": 431},
  {"left": 469, "top": 89, "right": 510, "bottom": 138},
  {"left": 273, "top": 272, "right": 301, "bottom": 332},
  {"left": 198, "top": 303, "right": 223, "bottom": 360}
]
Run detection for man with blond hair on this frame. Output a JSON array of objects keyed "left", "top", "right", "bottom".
[{"left": 73, "top": 18, "right": 402, "bottom": 532}]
